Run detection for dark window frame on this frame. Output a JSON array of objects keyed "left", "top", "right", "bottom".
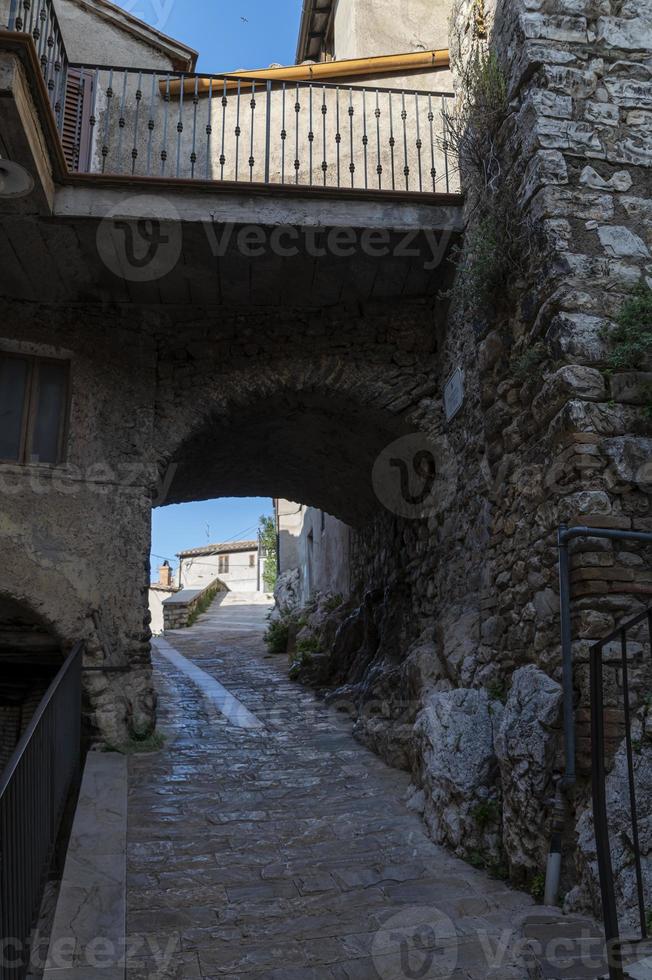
[
  {"left": 0, "top": 352, "right": 71, "bottom": 467},
  {"left": 218, "top": 555, "right": 230, "bottom": 574}
]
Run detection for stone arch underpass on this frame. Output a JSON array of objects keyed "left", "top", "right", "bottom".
[{"left": 156, "top": 363, "right": 431, "bottom": 523}]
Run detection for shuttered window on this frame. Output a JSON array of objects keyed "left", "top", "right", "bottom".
[
  {"left": 218, "top": 556, "right": 229, "bottom": 574},
  {"left": 61, "top": 68, "right": 93, "bottom": 171},
  {"left": 0, "top": 354, "right": 70, "bottom": 465}
]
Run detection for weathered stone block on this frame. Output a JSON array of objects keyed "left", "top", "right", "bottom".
[
  {"left": 596, "top": 16, "right": 652, "bottom": 51},
  {"left": 520, "top": 149, "right": 568, "bottom": 205},
  {"left": 535, "top": 117, "right": 605, "bottom": 157},
  {"left": 546, "top": 311, "right": 610, "bottom": 363},
  {"left": 532, "top": 365, "right": 606, "bottom": 423},
  {"left": 414, "top": 688, "right": 503, "bottom": 861},
  {"left": 579, "top": 165, "right": 633, "bottom": 191},
  {"left": 543, "top": 64, "right": 601, "bottom": 99},
  {"left": 584, "top": 101, "right": 620, "bottom": 126},
  {"left": 495, "top": 666, "right": 563, "bottom": 877},
  {"left": 521, "top": 13, "right": 588, "bottom": 43},
  {"left": 602, "top": 436, "right": 652, "bottom": 490},
  {"left": 597, "top": 225, "right": 650, "bottom": 258}
]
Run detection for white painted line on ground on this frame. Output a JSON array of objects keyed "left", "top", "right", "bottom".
[{"left": 154, "top": 637, "right": 265, "bottom": 730}]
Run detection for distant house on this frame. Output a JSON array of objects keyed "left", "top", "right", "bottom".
[{"left": 178, "top": 541, "right": 262, "bottom": 593}]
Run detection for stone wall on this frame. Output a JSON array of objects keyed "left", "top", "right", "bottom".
[
  {"left": 0, "top": 310, "right": 158, "bottom": 746},
  {"left": 288, "top": 0, "right": 652, "bottom": 917},
  {"left": 162, "top": 580, "right": 227, "bottom": 631}
]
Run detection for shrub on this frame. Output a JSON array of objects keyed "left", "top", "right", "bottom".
[
  {"left": 265, "top": 618, "right": 291, "bottom": 654},
  {"left": 606, "top": 284, "right": 652, "bottom": 373},
  {"left": 473, "top": 799, "right": 500, "bottom": 831}
]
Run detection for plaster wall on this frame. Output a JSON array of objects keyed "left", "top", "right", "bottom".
[
  {"left": 53, "top": 0, "right": 181, "bottom": 70},
  {"left": 332, "top": 0, "right": 451, "bottom": 61},
  {"left": 296, "top": 508, "right": 352, "bottom": 605},
  {"left": 179, "top": 551, "right": 260, "bottom": 592},
  {"left": 277, "top": 499, "right": 304, "bottom": 571},
  {"left": 148, "top": 586, "right": 172, "bottom": 636}
]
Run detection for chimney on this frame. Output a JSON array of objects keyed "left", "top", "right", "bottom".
[{"left": 159, "top": 561, "right": 172, "bottom": 587}]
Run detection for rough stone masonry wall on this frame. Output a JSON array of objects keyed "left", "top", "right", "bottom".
[
  {"left": 0, "top": 302, "right": 159, "bottom": 747},
  {"left": 293, "top": 0, "right": 652, "bottom": 918}
]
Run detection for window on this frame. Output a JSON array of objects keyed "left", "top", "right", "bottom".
[
  {"left": 249, "top": 554, "right": 256, "bottom": 568},
  {"left": 0, "top": 354, "right": 70, "bottom": 465},
  {"left": 218, "top": 555, "right": 229, "bottom": 574}
]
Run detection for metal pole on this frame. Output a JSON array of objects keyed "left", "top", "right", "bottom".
[
  {"left": 264, "top": 79, "right": 272, "bottom": 184},
  {"left": 591, "top": 643, "right": 625, "bottom": 980},
  {"left": 558, "top": 524, "right": 576, "bottom": 786}
]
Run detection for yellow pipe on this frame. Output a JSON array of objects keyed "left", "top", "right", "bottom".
[{"left": 163, "top": 49, "right": 450, "bottom": 97}]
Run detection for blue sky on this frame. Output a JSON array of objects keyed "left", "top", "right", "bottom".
[
  {"left": 118, "top": 0, "right": 301, "bottom": 576},
  {"left": 152, "top": 497, "right": 274, "bottom": 577},
  {"left": 118, "top": 0, "right": 303, "bottom": 72}
]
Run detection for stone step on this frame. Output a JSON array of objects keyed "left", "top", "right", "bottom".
[{"left": 522, "top": 908, "right": 609, "bottom": 979}]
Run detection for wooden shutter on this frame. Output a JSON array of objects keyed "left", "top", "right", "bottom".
[{"left": 61, "top": 68, "right": 93, "bottom": 171}]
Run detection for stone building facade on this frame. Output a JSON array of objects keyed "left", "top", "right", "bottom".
[{"left": 0, "top": 0, "right": 650, "bottom": 924}]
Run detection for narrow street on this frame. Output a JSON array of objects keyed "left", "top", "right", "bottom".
[
  {"left": 127, "top": 596, "right": 531, "bottom": 980},
  {"left": 125, "top": 594, "right": 538, "bottom": 980}
]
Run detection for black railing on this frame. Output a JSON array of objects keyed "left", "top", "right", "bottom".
[
  {"left": 0, "top": 642, "right": 83, "bottom": 980},
  {"left": 591, "top": 608, "right": 652, "bottom": 980},
  {"left": 8, "top": 0, "right": 69, "bottom": 131},
  {"left": 61, "top": 64, "right": 458, "bottom": 193},
  {"left": 5, "top": 13, "right": 459, "bottom": 195}
]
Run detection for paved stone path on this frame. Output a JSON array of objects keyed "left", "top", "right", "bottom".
[{"left": 126, "top": 593, "right": 542, "bottom": 980}]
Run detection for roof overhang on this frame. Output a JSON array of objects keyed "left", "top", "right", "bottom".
[
  {"left": 65, "top": 0, "right": 198, "bottom": 71},
  {"left": 296, "top": 0, "right": 334, "bottom": 64}
]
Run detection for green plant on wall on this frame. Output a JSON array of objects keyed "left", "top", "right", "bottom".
[
  {"left": 606, "top": 284, "right": 652, "bottom": 371},
  {"left": 442, "top": 48, "right": 533, "bottom": 317},
  {"left": 604, "top": 284, "right": 652, "bottom": 419},
  {"left": 259, "top": 514, "right": 278, "bottom": 592},
  {"left": 445, "top": 48, "right": 508, "bottom": 196}
]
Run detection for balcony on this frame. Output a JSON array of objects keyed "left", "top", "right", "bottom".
[
  {"left": 5, "top": 0, "right": 459, "bottom": 198},
  {"left": 0, "top": 0, "right": 463, "bottom": 309}
]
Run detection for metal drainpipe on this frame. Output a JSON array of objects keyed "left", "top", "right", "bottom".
[{"left": 544, "top": 524, "right": 652, "bottom": 907}]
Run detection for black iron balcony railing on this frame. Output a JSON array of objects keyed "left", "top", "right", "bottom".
[
  {"left": 0, "top": 642, "right": 83, "bottom": 980},
  {"left": 64, "top": 66, "right": 458, "bottom": 194},
  {"left": 591, "top": 608, "right": 652, "bottom": 980},
  {"left": 8, "top": 0, "right": 68, "bottom": 131},
  {"left": 4, "top": 4, "right": 459, "bottom": 196}
]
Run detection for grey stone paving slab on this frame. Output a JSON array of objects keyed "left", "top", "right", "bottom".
[
  {"left": 125, "top": 596, "right": 605, "bottom": 979},
  {"left": 154, "top": 636, "right": 265, "bottom": 730},
  {"left": 44, "top": 752, "right": 127, "bottom": 979}
]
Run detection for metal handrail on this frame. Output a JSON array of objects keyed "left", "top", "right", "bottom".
[
  {"left": 57, "top": 63, "right": 457, "bottom": 193},
  {"left": 590, "top": 609, "right": 652, "bottom": 980},
  {"left": 67, "top": 63, "right": 455, "bottom": 99},
  {"left": 0, "top": 641, "right": 83, "bottom": 980},
  {"left": 8, "top": 0, "right": 69, "bottom": 131}
]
